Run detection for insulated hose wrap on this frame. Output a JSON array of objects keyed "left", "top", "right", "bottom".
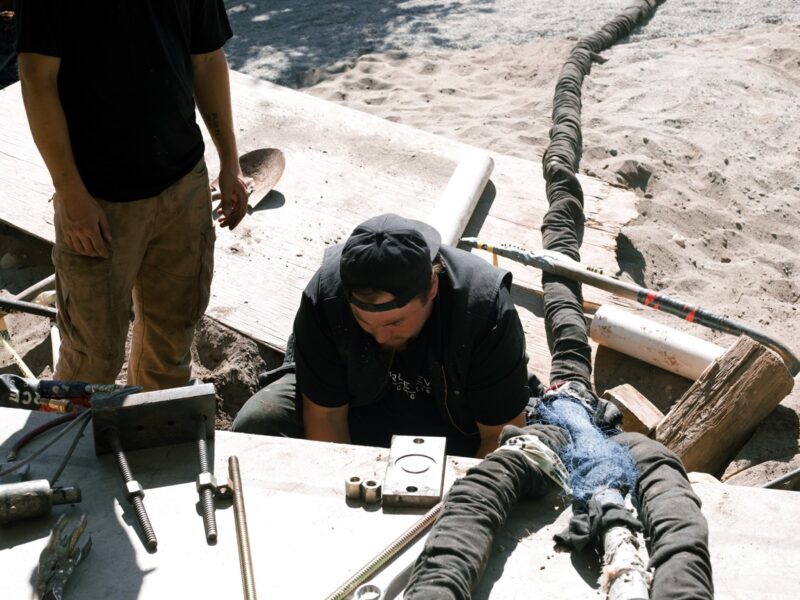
[
  {"left": 616, "top": 433, "right": 714, "bottom": 600},
  {"left": 541, "top": 0, "right": 666, "bottom": 386},
  {"left": 542, "top": 275, "right": 592, "bottom": 386},
  {"left": 406, "top": 1, "right": 711, "bottom": 598},
  {"left": 403, "top": 447, "right": 552, "bottom": 600}
]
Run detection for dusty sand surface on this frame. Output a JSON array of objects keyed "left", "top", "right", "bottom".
[{"left": 2, "top": 1, "right": 798, "bottom": 483}]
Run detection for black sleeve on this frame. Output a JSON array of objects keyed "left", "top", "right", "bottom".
[
  {"left": 15, "top": 0, "right": 66, "bottom": 57},
  {"left": 189, "top": 0, "right": 232, "bottom": 54},
  {"left": 293, "top": 280, "right": 350, "bottom": 408},
  {"left": 466, "top": 285, "right": 530, "bottom": 426}
]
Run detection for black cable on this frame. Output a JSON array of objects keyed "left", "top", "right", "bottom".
[
  {"left": 6, "top": 411, "right": 78, "bottom": 461},
  {"left": 45, "top": 385, "right": 142, "bottom": 484},
  {"left": 0, "top": 385, "right": 142, "bottom": 479},
  {"left": 0, "top": 409, "right": 91, "bottom": 477},
  {"left": 762, "top": 465, "right": 800, "bottom": 489},
  {"left": 49, "top": 410, "right": 92, "bottom": 486}
]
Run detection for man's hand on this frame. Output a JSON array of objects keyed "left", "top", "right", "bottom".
[
  {"left": 54, "top": 188, "right": 112, "bottom": 257},
  {"left": 476, "top": 411, "right": 526, "bottom": 458},
  {"left": 19, "top": 51, "right": 107, "bottom": 253},
  {"left": 215, "top": 166, "right": 250, "bottom": 230}
]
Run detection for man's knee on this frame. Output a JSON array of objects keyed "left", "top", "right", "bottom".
[
  {"left": 232, "top": 375, "right": 302, "bottom": 438},
  {"left": 55, "top": 345, "right": 125, "bottom": 385},
  {"left": 613, "top": 432, "right": 685, "bottom": 475}
]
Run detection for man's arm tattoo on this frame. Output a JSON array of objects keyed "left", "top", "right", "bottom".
[{"left": 205, "top": 111, "right": 222, "bottom": 140}]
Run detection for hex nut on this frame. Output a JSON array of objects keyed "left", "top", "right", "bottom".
[
  {"left": 345, "top": 476, "right": 363, "bottom": 500},
  {"left": 361, "top": 480, "right": 382, "bottom": 504},
  {"left": 355, "top": 583, "right": 383, "bottom": 599},
  {"left": 125, "top": 480, "right": 144, "bottom": 500},
  {"left": 196, "top": 472, "right": 217, "bottom": 493}
]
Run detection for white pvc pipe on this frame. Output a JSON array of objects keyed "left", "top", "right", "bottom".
[
  {"left": 589, "top": 304, "right": 725, "bottom": 381},
  {"left": 429, "top": 151, "right": 494, "bottom": 245},
  {"left": 50, "top": 324, "right": 61, "bottom": 372}
]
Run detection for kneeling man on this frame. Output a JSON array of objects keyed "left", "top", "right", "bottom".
[{"left": 234, "top": 214, "right": 531, "bottom": 457}]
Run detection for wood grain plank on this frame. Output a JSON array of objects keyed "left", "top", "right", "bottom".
[
  {"left": 0, "top": 70, "right": 637, "bottom": 385},
  {"left": 656, "top": 336, "right": 795, "bottom": 474}
]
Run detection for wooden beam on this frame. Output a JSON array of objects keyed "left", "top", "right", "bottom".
[
  {"left": 602, "top": 384, "right": 664, "bottom": 436},
  {"left": 655, "top": 336, "right": 795, "bottom": 474}
]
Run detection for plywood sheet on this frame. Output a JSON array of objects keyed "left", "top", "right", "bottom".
[{"left": 0, "top": 71, "right": 638, "bottom": 381}]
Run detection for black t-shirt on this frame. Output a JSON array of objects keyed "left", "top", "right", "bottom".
[
  {"left": 15, "top": 0, "right": 232, "bottom": 201},
  {"left": 346, "top": 309, "right": 449, "bottom": 449},
  {"left": 294, "top": 270, "right": 528, "bottom": 450}
]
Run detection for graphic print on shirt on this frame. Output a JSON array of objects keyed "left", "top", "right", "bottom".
[{"left": 389, "top": 370, "right": 431, "bottom": 401}]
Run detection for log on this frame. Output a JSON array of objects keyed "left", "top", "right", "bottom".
[
  {"left": 655, "top": 336, "right": 795, "bottom": 474},
  {"left": 602, "top": 384, "right": 664, "bottom": 436}
]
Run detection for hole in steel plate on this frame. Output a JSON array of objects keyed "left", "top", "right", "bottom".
[{"left": 396, "top": 453, "right": 434, "bottom": 474}]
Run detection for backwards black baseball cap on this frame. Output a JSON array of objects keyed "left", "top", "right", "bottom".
[{"left": 340, "top": 213, "right": 442, "bottom": 312}]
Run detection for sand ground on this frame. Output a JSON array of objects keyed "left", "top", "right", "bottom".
[{"left": 1, "top": 1, "right": 798, "bottom": 484}]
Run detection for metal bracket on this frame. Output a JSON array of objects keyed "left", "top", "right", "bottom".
[
  {"left": 381, "top": 435, "right": 446, "bottom": 508},
  {"left": 91, "top": 384, "right": 216, "bottom": 455}
]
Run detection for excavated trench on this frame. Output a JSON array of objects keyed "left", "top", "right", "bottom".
[{"left": 0, "top": 221, "right": 281, "bottom": 430}]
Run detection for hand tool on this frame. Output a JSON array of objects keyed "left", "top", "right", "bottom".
[
  {"left": 210, "top": 147, "right": 286, "bottom": 210},
  {"left": 35, "top": 513, "right": 92, "bottom": 600},
  {"left": 0, "top": 478, "right": 81, "bottom": 524}
]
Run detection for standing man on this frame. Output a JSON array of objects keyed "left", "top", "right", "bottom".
[
  {"left": 16, "top": 1, "right": 250, "bottom": 390},
  {"left": 234, "top": 214, "right": 531, "bottom": 457}
]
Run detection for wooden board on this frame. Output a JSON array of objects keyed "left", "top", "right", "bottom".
[
  {"left": 656, "top": 335, "right": 795, "bottom": 474},
  {"left": 603, "top": 383, "right": 665, "bottom": 435},
  {"left": 0, "top": 71, "right": 638, "bottom": 381}
]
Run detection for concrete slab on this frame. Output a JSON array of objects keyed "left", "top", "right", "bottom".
[{"left": 1, "top": 407, "right": 799, "bottom": 599}]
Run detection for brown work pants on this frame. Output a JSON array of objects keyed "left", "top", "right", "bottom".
[{"left": 53, "top": 160, "right": 215, "bottom": 390}]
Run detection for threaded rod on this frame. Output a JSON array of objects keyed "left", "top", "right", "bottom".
[
  {"left": 197, "top": 417, "right": 217, "bottom": 542},
  {"left": 108, "top": 431, "right": 158, "bottom": 550},
  {"left": 229, "top": 456, "right": 256, "bottom": 600},
  {"left": 324, "top": 501, "right": 443, "bottom": 600}
]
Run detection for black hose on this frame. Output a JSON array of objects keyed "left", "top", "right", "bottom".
[
  {"left": 0, "top": 409, "right": 91, "bottom": 477},
  {"left": 616, "top": 433, "right": 713, "bottom": 599},
  {"left": 403, "top": 447, "right": 552, "bottom": 599},
  {"left": 537, "top": 1, "right": 713, "bottom": 597},
  {"left": 49, "top": 410, "right": 93, "bottom": 486},
  {"left": 6, "top": 411, "right": 78, "bottom": 461},
  {"left": 761, "top": 465, "right": 800, "bottom": 490},
  {"left": 541, "top": 0, "right": 666, "bottom": 386},
  {"left": 403, "top": 2, "right": 714, "bottom": 598},
  {"left": 0, "top": 296, "right": 58, "bottom": 318}
]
